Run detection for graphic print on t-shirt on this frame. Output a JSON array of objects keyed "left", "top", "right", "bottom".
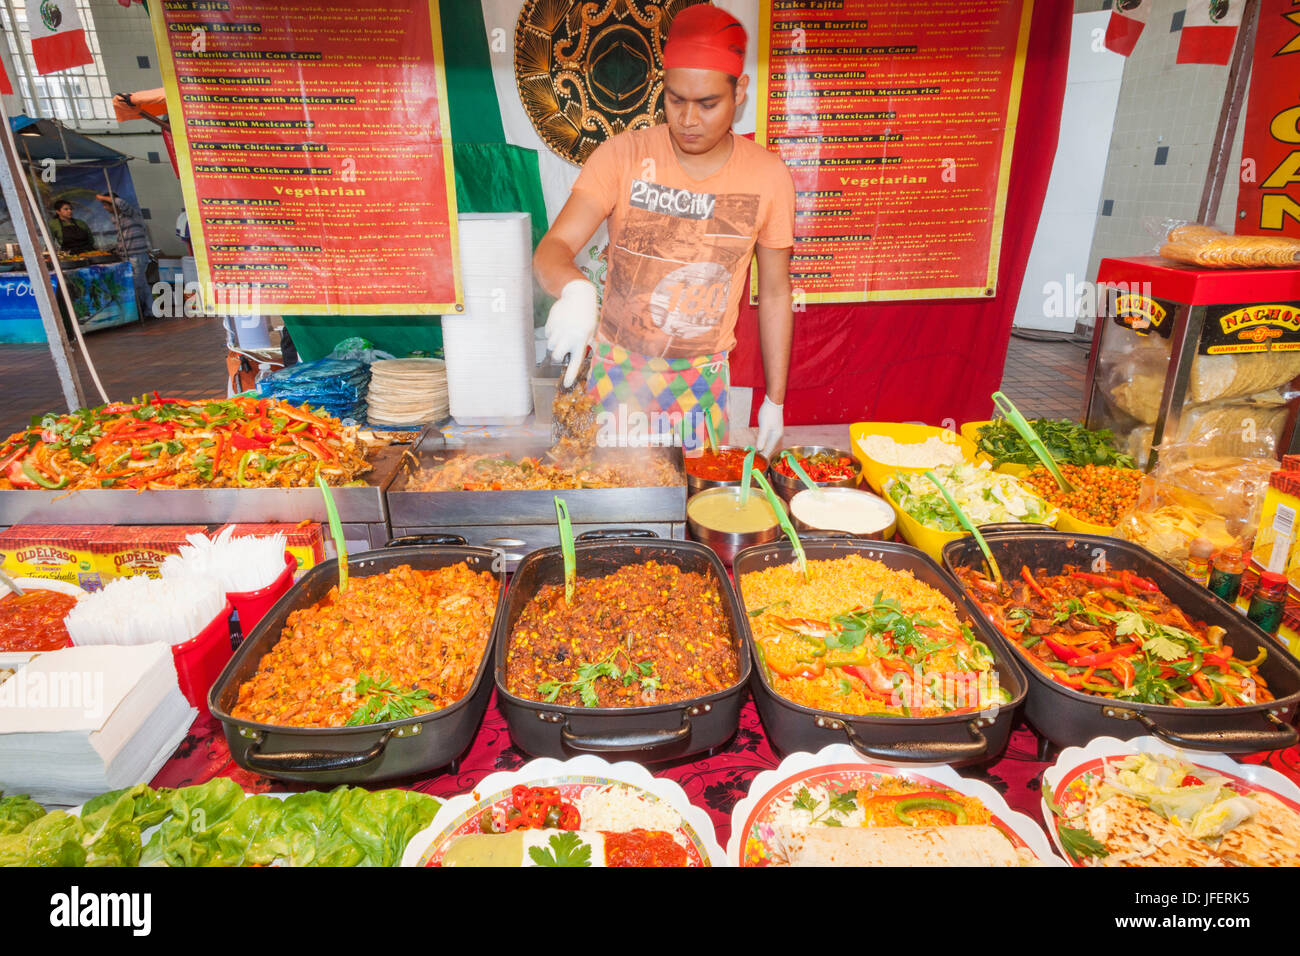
[{"left": 602, "top": 179, "right": 760, "bottom": 359}]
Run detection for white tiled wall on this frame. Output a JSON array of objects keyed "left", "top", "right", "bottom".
[{"left": 1084, "top": 0, "right": 1241, "bottom": 283}]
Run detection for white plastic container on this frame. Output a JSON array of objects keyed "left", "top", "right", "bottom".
[{"left": 442, "top": 213, "right": 535, "bottom": 426}]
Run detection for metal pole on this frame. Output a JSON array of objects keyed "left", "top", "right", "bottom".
[
  {"left": 0, "top": 97, "right": 85, "bottom": 410},
  {"left": 102, "top": 165, "right": 125, "bottom": 251}
]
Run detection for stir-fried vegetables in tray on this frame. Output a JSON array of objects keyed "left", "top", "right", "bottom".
[
  {"left": 956, "top": 564, "right": 1272, "bottom": 707},
  {"left": 0, "top": 394, "right": 371, "bottom": 491}
]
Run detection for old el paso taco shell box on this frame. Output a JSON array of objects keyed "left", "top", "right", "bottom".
[
  {"left": 91, "top": 525, "right": 207, "bottom": 581},
  {"left": 0, "top": 525, "right": 101, "bottom": 589}
]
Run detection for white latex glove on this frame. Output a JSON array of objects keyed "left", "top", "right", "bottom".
[
  {"left": 756, "top": 396, "right": 784, "bottom": 457},
  {"left": 544, "top": 279, "right": 599, "bottom": 388}
]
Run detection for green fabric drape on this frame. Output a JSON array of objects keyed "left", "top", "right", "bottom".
[
  {"left": 283, "top": 5, "right": 550, "bottom": 360},
  {"left": 439, "top": 0, "right": 505, "bottom": 145}
]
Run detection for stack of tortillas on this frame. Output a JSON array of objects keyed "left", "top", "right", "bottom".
[
  {"left": 1160, "top": 224, "right": 1300, "bottom": 268},
  {"left": 365, "top": 358, "right": 449, "bottom": 425}
]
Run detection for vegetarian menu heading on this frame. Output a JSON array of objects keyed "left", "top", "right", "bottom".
[
  {"left": 756, "top": 0, "right": 1032, "bottom": 303},
  {"left": 149, "top": 0, "right": 461, "bottom": 314}
]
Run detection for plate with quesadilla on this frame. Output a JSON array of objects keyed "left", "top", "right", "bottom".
[
  {"left": 1042, "top": 736, "right": 1300, "bottom": 867},
  {"left": 728, "top": 745, "right": 1063, "bottom": 867}
]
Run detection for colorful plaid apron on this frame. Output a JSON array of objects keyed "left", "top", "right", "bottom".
[{"left": 588, "top": 343, "right": 729, "bottom": 448}]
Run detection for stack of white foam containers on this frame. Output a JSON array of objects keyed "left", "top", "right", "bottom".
[{"left": 441, "top": 213, "right": 535, "bottom": 425}]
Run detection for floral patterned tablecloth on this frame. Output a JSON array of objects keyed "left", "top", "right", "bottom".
[{"left": 151, "top": 692, "right": 1300, "bottom": 849}]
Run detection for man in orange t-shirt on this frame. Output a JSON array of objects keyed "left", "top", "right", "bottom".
[{"left": 533, "top": 5, "right": 795, "bottom": 455}]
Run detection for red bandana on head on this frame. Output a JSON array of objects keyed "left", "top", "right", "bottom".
[{"left": 662, "top": 5, "right": 746, "bottom": 77}]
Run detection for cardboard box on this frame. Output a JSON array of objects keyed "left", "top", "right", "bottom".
[
  {"left": 213, "top": 522, "right": 325, "bottom": 574},
  {"left": 92, "top": 526, "right": 208, "bottom": 581},
  {"left": 0, "top": 525, "right": 102, "bottom": 590}
]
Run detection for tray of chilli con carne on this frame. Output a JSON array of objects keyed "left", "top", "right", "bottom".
[
  {"left": 732, "top": 538, "right": 1028, "bottom": 767},
  {"left": 209, "top": 541, "right": 506, "bottom": 785},
  {"left": 942, "top": 531, "right": 1300, "bottom": 753},
  {"left": 496, "top": 532, "right": 749, "bottom": 762}
]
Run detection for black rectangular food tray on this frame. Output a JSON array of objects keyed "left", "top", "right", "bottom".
[
  {"left": 732, "top": 538, "right": 1029, "bottom": 766},
  {"left": 209, "top": 542, "right": 507, "bottom": 785},
  {"left": 942, "top": 531, "right": 1300, "bottom": 752},
  {"left": 494, "top": 530, "right": 751, "bottom": 763}
]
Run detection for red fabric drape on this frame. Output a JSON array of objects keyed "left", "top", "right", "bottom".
[{"left": 731, "top": 2, "right": 1073, "bottom": 427}]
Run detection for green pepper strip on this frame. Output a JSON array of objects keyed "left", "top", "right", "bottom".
[
  {"left": 1240, "top": 647, "right": 1267, "bottom": 669},
  {"left": 22, "top": 458, "right": 69, "bottom": 490},
  {"left": 236, "top": 450, "right": 254, "bottom": 486},
  {"left": 894, "top": 797, "right": 968, "bottom": 826}
]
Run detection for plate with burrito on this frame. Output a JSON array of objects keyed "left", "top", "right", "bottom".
[
  {"left": 400, "top": 755, "right": 724, "bottom": 867},
  {"left": 728, "top": 744, "right": 1062, "bottom": 866},
  {"left": 1042, "top": 736, "right": 1300, "bottom": 867}
]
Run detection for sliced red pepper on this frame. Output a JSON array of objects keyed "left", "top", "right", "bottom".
[
  {"left": 1121, "top": 569, "right": 1159, "bottom": 592},
  {"left": 1021, "top": 566, "right": 1052, "bottom": 602},
  {"left": 5, "top": 459, "right": 37, "bottom": 488},
  {"left": 1040, "top": 634, "right": 1084, "bottom": 664},
  {"left": 1191, "top": 671, "right": 1215, "bottom": 701},
  {"left": 1053, "top": 670, "right": 1087, "bottom": 689},
  {"left": 840, "top": 666, "right": 894, "bottom": 699},
  {"left": 1069, "top": 571, "right": 1123, "bottom": 588},
  {"left": 230, "top": 432, "right": 271, "bottom": 451},
  {"left": 0, "top": 444, "right": 29, "bottom": 473},
  {"left": 1070, "top": 645, "right": 1141, "bottom": 668}
]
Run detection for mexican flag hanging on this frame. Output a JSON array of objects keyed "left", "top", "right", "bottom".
[
  {"left": 26, "top": 0, "right": 94, "bottom": 75},
  {"left": 1176, "top": 0, "right": 1243, "bottom": 65},
  {"left": 1103, "top": 0, "right": 1153, "bottom": 56}
]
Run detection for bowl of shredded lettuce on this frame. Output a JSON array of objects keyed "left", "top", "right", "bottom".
[{"left": 884, "top": 462, "right": 1058, "bottom": 559}]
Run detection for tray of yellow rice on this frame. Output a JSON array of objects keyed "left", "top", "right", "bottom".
[{"left": 733, "top": 539, "right": 1028, "bottom": 766}]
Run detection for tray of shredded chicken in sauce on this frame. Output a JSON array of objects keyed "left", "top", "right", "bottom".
[
  {"left": 210, "top": 542, "right": 506, "bottom": 785},
  {"left": 733, "top": 539, "right": 1028, "bottom": 766},
  {"left": 494, "top": 534, "right": 749, "bottom": 762}
]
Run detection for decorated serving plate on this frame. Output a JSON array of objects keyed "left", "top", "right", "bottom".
[
  {"left": 1041, "top": 735, "right": 1300, "bottom": 867},
  {"left": 400, "top": 755, "right": 725, "bottom": 867},
  {"left": 728, "top": 744, "right": 1063, "bottom": 867}
]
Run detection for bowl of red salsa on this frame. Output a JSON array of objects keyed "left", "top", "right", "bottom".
[
  {"left": 0, "top": 578, "right": 83, "bottom": 660},
  {"left": 768, "top": 446, "right": 860, "bottom": 500},
  {"left": 683, "top": 446, "right": 769, "bottom": 493}
]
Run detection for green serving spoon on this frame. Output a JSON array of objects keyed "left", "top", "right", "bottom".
[
  {"left": 554, "top": 496, "right": 576, "bottom": 604},
  {"left": 781, "top": 450, "right": 824, "bottom": 499},
  {"left": 750, "top": 467, "right": 808, "bottom": 582},
  {"left": 739, "top": 446, "right": 758, "bottom": 506},
  {"left": 316, "top": 473, "right": 349, "bottom": 594},
  {"left": 990, "top": 391, "right": 1075, "bottom": 494},
  {"left": 703, "top": 410, "right": 720, "bottom": 457},
  {"left": 923, "top": 469, "right": 1003, "bottom": 584}
]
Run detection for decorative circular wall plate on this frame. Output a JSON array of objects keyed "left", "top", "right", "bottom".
[{"left": 514, "top": 0, "right": 707, "bottom": 165}]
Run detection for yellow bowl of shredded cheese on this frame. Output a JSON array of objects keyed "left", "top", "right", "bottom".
[{"left": 850, "top": 422, "right": 977, "bottom": 496}]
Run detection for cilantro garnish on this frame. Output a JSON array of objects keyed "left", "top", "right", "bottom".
[{"left": 528, "top": 830, "right": 592, "bottom": 867}]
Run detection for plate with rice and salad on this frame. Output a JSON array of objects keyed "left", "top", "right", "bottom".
[
  {"left": 728, "top": 745, "right": 1063, "bottom": 867},
  {"left": 400, "top": 756, "right": 724, "bottom": 867}
]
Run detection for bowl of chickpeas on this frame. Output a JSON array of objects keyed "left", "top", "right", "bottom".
[{"left": 1020, "top": 464, "right": 1143, "bottom": 535}]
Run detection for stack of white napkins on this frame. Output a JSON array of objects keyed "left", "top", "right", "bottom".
[{"left": 0, "top": 644, "right": 197, "bottom": 805}]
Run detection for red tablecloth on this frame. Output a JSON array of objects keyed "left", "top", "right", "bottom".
[{"left": 151, "top": 692, "right": 1300, "bottom": 849}]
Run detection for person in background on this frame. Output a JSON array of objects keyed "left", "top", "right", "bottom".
[
  {"left": 96, "top": 192, "right": 152, "bottom": 319},
  {"left": 532, "top": 5, "right": 794, "bottom": 456},
  {"left": 49, "top": 200, "right": 94, "bottom": 255}
]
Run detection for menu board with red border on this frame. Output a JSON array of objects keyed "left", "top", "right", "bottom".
[
  {"left": 755, "top": 0, "right": 1032, "bottom": 303},
  {"left": 149, "top": 0, "right": 461, "bottom": 315}
]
